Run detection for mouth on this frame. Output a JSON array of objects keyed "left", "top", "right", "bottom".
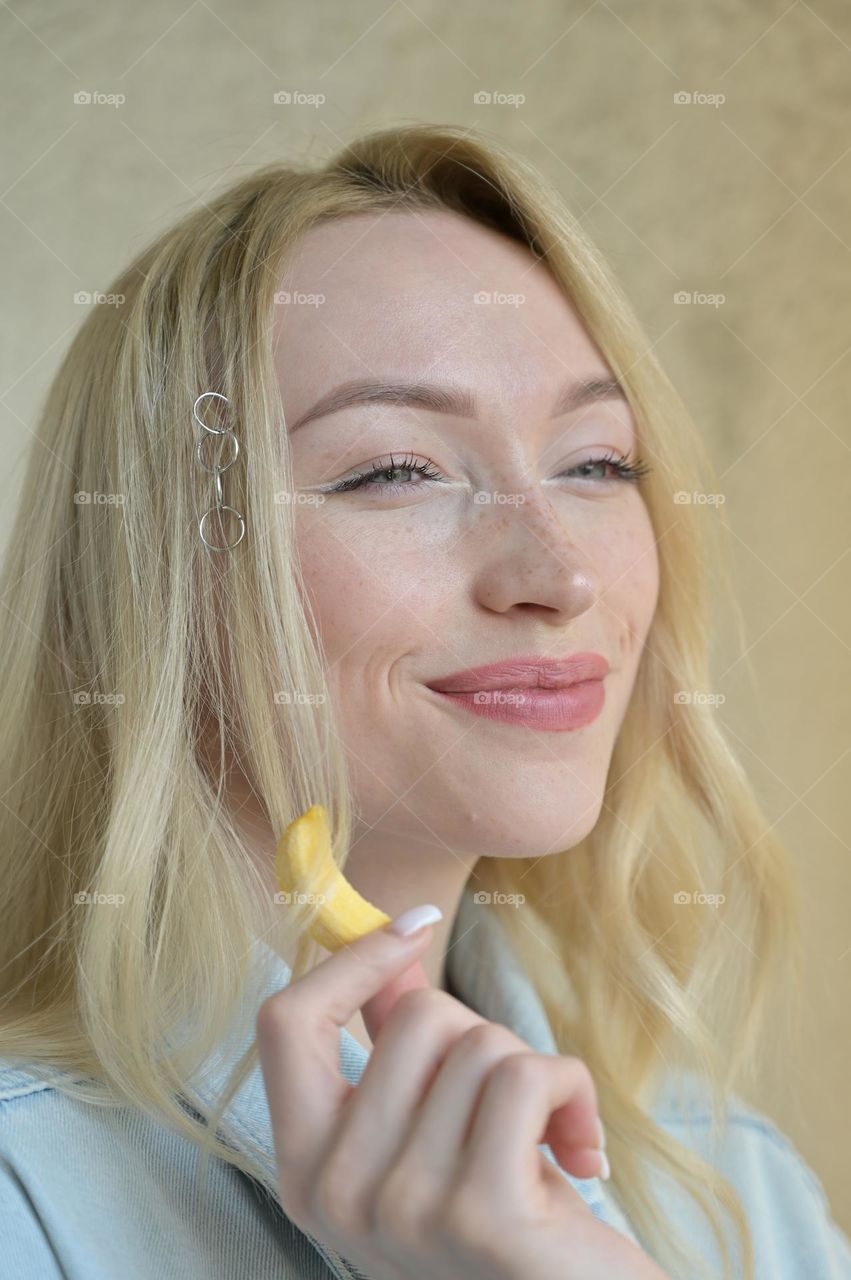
[
  {"left": 425, "top": 652, "right": 609, "bottom": 694},
  {"left": 423, "top": 652, "right": 609, "bottom": 732}
]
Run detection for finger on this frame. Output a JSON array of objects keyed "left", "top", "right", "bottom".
[
  {"left": 378, "top": 1024, "right": 603, "bottom": 1196},
  {"left": 461, "top": 1053, "right": 604, "bottom": 1198},
  {"left": 256, "top": 916, "right": 437, "bottom": 1184},
  {"left": 317, "top": 988, "right": 487, "bottom": 1210},
  {"left": 543, "top": 1089, "right": 608, "bottom": 1179},
  {"left": 379, "top": 1020, "right": 530, "bottom": 1194},
  {"left": 361, "top": 955, "right": 430, "bottom": 1044}
]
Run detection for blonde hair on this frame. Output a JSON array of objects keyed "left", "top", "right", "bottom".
[{"left": 0, "top": 123, "right": 802, "bottom": 1280}]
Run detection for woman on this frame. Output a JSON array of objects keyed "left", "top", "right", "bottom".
[{"left": 0, "top": 123, "right": 847, "bottom": 1280}]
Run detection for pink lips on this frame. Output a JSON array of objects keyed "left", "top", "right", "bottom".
[{"left": 425, "top": 652, "right": 609, "bottom": 732}]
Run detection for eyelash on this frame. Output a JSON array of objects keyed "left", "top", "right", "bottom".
[{"left": 327, "top": 449, "right": 652, "bottom": 494}]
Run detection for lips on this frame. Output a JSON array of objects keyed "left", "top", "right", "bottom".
[{"left": 425, "top": 651, "right": 610, "bottom": 694}]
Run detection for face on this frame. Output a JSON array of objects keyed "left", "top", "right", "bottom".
[{"left": 272, "top": 209, "right": 660, "bottom": 861}]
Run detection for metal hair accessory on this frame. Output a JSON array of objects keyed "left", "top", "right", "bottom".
[{"left": 192, "top": 391, "right": 246, "bottom": 552}]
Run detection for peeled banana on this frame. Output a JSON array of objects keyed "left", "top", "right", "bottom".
[{"left": 274, "top": 803, "right": 391, "bottom": 951}]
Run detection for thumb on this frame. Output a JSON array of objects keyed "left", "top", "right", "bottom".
[
  {"left": 361, "top": 954, "right": 431, "bottom": 1045},
  {"left": 360, "top": 903, "right": 442, "bottom": 1044}
]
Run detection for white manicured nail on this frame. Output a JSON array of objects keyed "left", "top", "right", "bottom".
[{"left": 389, "top": 904, "right": 443, "bottom": 936}]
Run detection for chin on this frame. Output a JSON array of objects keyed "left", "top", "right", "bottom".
[{"left": 453, "top": 802, "right": 605, "bottom": 860}]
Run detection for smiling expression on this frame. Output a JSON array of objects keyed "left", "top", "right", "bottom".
[{"left": 273, "top": 208, "right": 660, "bottom": 857}]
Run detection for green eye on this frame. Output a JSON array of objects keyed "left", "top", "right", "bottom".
[
  {"left": 326, "top": 449, "right": 652, "bottom": 495},
  {"left": 329, "top": 453, "right": 444, "bottom": 494}
]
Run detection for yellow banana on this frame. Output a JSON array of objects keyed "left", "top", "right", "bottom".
[{"left": 274, "top": 803, "right": 391, "bottom": 951}]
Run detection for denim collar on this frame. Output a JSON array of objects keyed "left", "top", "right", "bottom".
[{"left": 185, "top": 883, "right": 642, "bottom": 1251}]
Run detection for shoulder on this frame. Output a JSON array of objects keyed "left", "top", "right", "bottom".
[
  {"left": 651, "top": 1066, "right": 827, "bottom": 1194},
  {"left": 0, "top": 1056, "right": 331, "bottom": 1280},
  {"left": 0, "top": 1061, "right": 97, "bottom": 1276},
  {"left": 0, "top": 1058, "right": 109, "bottom": 1129},
  {"left": 0, "top": 1057, "right": 265, "bottom": 1279},
  {"left": 0, "top": 1058, "right": 124, "bottom": 1174},
  {"left": 0, "top": 1060, "right": 78, "bottom": 1105},
  {"left": 0, "top": 1056, "right": 163, "bottom": 1190},
  {"left": 651, "top": 1069, "right": 851, "bottom": 1276}
]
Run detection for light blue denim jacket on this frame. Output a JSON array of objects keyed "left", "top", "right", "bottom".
[{"left": 1, "top": 885, "right": 850, "bottom": 1279}]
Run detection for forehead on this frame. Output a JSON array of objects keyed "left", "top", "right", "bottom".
[{"left": 272, "top": 209, "right": 609, "bottom": 391}]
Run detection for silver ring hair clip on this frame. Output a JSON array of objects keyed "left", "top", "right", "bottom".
[{"left": 192, "top": 391, "right": 246, "bottom": 552}]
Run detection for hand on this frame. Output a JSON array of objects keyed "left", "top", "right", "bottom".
[{"left": 257, "top": 917, "right": 672, "bottom": 1280}]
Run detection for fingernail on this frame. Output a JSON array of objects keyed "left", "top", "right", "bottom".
[
  {"left": 598, "top": 1150, "right": 611, "bottom": 1181},
  {"left": 596, "top": 1116, "right": 607, "bottom": 1150},
  {"left": 388, "top": 904, "right": 443, "bottom": 936}
]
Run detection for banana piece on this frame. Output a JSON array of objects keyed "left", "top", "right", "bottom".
[{"left": 274, "top": 803, "right": 391, "bottom": 951}]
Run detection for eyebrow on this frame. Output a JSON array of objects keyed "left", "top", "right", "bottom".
[{"left": 287, "top": 374, "right": 627, "bottom": 432}]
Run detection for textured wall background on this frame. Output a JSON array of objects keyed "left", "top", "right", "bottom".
[{"left": 2, "top": 0, "right": 849, "bottom": 1235}]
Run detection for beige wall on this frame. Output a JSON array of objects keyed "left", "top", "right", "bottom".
[{"left": 2, "top": 0, "right": 849, "bottom": 1234}]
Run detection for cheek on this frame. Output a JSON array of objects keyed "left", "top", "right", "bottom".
[
  {"left": 293, "top": 516, "right": 439, "bottom": 660},
  {"left": 598, "top": 509, "right": 660, "bottom": 663}
]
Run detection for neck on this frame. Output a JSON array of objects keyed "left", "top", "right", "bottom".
[{"left": 197, "top": 728, "right": 476, "bottom": 991}]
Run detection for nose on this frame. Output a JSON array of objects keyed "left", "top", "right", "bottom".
[{"left": 468, "top": 486, "right": 598, "bottom": 621}]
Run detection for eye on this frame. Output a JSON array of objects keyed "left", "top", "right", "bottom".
[
  {"left": 322, "top": 448, "right": 652, "bottom": 496},
  {"left": 326, "top": 452, "right": 444, "bottom": 495},
  {"left": 564, "top": 450, "right": 652, "bottom": 484}
]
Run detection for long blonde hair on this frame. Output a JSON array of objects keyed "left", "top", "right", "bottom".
[{"left": 0, "top": 123, "right": 802, "bottom": 1280}]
